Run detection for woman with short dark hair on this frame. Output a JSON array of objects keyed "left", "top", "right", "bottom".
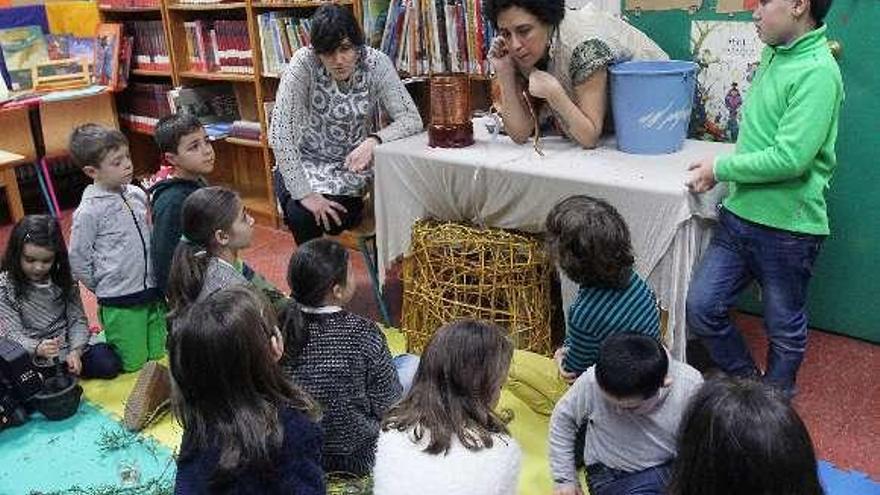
[
  {"left": 484, "top": 0, "right": 667, "bottom": 149},
  {"left": 270, "top": 4, "right": 423, "bottom": 245}
]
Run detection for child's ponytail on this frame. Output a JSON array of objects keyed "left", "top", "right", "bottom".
[
  {"left": 282, "top": 239, "right": 350, "bottom": 363},
  {"left": 166, "top": 187, "right": 241, "bottom": 317}
]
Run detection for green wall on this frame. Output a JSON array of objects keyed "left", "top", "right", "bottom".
[{"left": 626, "top": 0, "right": 880, "bottom": 342}]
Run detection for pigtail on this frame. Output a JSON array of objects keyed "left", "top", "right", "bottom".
[
  {"left": 166, "top": 238, "right": 210, "bottom": 318},
  {"left": 280, "top": 300, "right": 310, "bottom": 364}
]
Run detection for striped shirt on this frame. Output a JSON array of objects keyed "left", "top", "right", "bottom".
[
  {"left": 563, "top": 271, "right": 660, "bottom": 374},
  {"left": 0, "top": 272, "right": 89, "bottom": 357}
]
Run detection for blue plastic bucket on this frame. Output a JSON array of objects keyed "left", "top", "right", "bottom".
[{"left": 609, "top": 60, "right": 697, "bottom": 154}]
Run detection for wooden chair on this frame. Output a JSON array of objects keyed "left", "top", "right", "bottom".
[
  {"left": 330, "top": 190, "right": 394, "bottom": 326},
  {"left": 0, "top": 107, "right": 38, "bottom": 223}
]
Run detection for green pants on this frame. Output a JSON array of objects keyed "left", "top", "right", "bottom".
[{"left": 99, "top": 301, "right": 167, "bottom": 372}]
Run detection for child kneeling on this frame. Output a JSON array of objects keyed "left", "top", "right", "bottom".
[{"left": 549, "top": 333, "right": 702, "bottom": 495}]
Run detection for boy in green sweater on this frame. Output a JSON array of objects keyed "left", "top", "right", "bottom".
[{"left": 685, "top": 0, "right": 842, "bottom": 396}]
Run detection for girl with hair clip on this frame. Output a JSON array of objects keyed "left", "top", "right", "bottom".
[
  {"left": 668, "top": 377, "right": 825, "bottom": 495},
  {"left": 281, "top": 238, "right": 416, "bottom": 477},
  {"left": 373, "top": 319, "right": 522, "bottom": 495},
  {"left": 0, "top": 215, "right": 121, "bottom": 378},
  {"left": 170, "top": 285, "right": 324, "bottom": 494},
  {"left": 166, "top": 186, "right": 284, "bottom": 318}
]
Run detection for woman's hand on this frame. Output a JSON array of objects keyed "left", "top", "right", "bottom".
[
  {"left": 36, "top": 337, "right": 60, "bottom": 358},
  {"left": 300, "top": 193, "right": 348, "bottom": 231},
  {"left": 488, "top": 36, "right": 516, "bottom": 77},
  {"left": 528, "top": 70, "right": 565, "bottom": 102},
  {"left": 345, "top": 136, "right": 379, "bottom": 172},
  {"left": 554, "top": 347, "right": 579, "bottom": 384},
  {"left": 686, "top": 158, "right": 718, "bottom": 193},
  {"left": 66, "top": 349, "right": 83, "bottom": 375}
]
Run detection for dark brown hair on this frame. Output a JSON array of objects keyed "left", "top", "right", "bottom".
[
  {"left": 281, "top": 238, "right": 350, "bottom": 363},
  {"left": 154, "top": 112, "right": 204, "bottom": 154},
  {"left": 483, "top": 0, "right": 565, "bottom": 29},
  {"left": 68, "top": 123, "right": 128, "bottom": 169},
  {"left": 170, "top": 286, "right": 319, "bottom": 490},
  {"left": 166, "top": 186, "right": 241, "bottom": 316},
  {"left": 382, "top": 319, "right": 514, "bottom": 454},
  {"left": 669, "top": 378, "right": 824, "bottom": 495},
  {"left": 545, "top": 195, "right": 634, "bottom": 289},
  {"left": 1, "top": 214, "right": 73, "bottom": 301}
]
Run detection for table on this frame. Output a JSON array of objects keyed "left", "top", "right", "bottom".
[
  {"left": 0, "top": 150, "right": 27, "bottom": 222},
  {"left": 373, "top": 118, "right": 733, "bottom": 359}
]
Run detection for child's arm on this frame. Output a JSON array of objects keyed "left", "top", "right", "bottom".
[
  {"left": 714, "top": 70, "right": 842, "bottom": 184},
  {"left": 0, "top": 282, "right": 40, "bottom": 353},
  {"left": 69, "top": 208, "right": 100, "bottom": 292},
  {"left": 150, "top": 197, "right": 183, "bottom": 295},
  {"left": 364, "top": 322, "right": 404, "bottom": 420},
  {"left": 549, "top": 373, "right": 592, "bottom": 493},
  {"left": 65, "top": 285, "right": 90, "bottom": 353},
  {"left": 241, "top": 263, "right": 288, "bottom": 314}
]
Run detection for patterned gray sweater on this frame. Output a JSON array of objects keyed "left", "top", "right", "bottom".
[
  {"left": 0, "top": 272, "right": 89, "bottom": 357},
  {"left": 269, "top": 46, "right": 423, "bottom": 200},
  {"left": 283, "top": 307, "right": 402, "bottom": 476}
]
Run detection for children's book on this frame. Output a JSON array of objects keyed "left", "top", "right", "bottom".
[
  {"left": 94, "top": 23, "right": 122, "bottom": 90},
  {"left": 45, "top": 34, "right": 71, "bottom": 60},
  {"left": 0, "top": 26, "right": 50, "bottom": 92}
]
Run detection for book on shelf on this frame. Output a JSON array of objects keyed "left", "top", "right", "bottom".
[
  {"left": 183, "top": 20, "right": 253, "bottom": 75},
  {"left": 0, "top": 26, "right": 50, "bottom": 92},
  {"left": 125, "top": 20, "right": 171, "bottom": 72},
  {"left": 118, "top": 81, "right": 173, "bottom": 133},
  {"left": 257, "top": 12, "right": 311, "bottom": 75},
  {"left": 378, "top": 0, "right": 493, "bottom": 77},
  {"left": 94, "top": 23, "right": 123, "bottom": 90},
  {"left": 167, "top": 83, "right": 241, "bottom": 138},
  {"left": 230, "top": 119, "right": 261, "bottom": 141},
  {"left": 118, "top": 35, "right": 134, "bottom": 90},
  {"left": 99, "top": 0, "right": 161, "bottom": 8}
]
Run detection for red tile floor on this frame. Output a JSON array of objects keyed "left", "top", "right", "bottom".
[{"left": 1, "top": 213, "right": 878, "bottom": 479}]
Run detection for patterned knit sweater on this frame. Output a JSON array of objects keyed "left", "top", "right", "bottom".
[{"left": 283, "top": 308, "right": 402, "bottom": 476}]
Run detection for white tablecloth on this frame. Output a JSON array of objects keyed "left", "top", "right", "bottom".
[{"left": 374, "top": 119, "right": 732, "bottom": 358}]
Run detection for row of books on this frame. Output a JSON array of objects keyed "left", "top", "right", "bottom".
[
  {"left": 99, "top": 0, "right": 161, "bottom": 8},
  {"left": 118, "top": 82, "right": 174, "bottom": 134},
  {"left": 256, "top": 13, "right": 311, "bottom": 75},
  {"left": 183, "top": 20, "right": 254, "bottom": 75},
  {"left": 379, "top": 0, "right": 494, "bottom": 77},
  {"left": 125, "top": 21, "right": 172, "bottom": 72}
]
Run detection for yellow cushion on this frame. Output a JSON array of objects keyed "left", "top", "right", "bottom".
[{"left": 505, "top": 350, "right": 570, "bottom": 416}]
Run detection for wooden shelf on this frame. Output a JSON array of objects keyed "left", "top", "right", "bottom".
[
  {"left": 167, "top": 2, "right": 246, "bottom": 10},
  {"left": 131, "top": 68, "right": 172, "bottom": 77},
  {"left": 99, "top": 5, "right": 162, "bottom": 12},
  {"left": 251, "top": 0, "right": 351, "bottom": 8},
  {"left": 262, "top": 72, "right": 280, "bottom": 79},
  {"left": 179, "top": 70, "right": 255, "bottom": 82},
  {"left": 226, "top": 136, "right": 265, "bottom": 148}
]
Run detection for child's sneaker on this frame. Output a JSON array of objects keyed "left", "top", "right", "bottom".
[{"left": 123, "top": 361, "right": 171, "bottom": 431}]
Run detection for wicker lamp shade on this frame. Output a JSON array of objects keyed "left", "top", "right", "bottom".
[{"left": 401, "top": 220, "right": 553, "bottom": 355}]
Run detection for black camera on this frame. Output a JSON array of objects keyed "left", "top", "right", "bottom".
[{"left": 0, "top": 337, "right": 43, "bottom": 431}]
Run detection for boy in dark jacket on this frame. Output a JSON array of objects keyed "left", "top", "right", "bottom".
[{"left": 147, "top": 113, "right": 215, "bottom": 295}]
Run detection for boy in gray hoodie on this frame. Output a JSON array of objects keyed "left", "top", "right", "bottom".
[{"left": 68, "top": 124, "right": 166, "bottom": 373}]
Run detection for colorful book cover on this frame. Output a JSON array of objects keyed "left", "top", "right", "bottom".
[
  {"left": 94, "top": 23, "right": 122, "bottom": 90},
  {"left": 690, "top": 20, "right": 764, "bottom": 142},
  {"left": 45, "top": 34, "right": 71, "bottom": 60},
  {"left": 0, "top": 26, "right": 50, "bottom": 91}
]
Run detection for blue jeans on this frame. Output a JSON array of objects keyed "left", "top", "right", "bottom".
[
  {"left": 686, "top": 209, "right": 823, "bottom": 393},
  {"left": 392, "top": 353, "right": 419, "bottom": 395},
  {"left": 586, "top": 462, "right": 672, "bottom": 495}
]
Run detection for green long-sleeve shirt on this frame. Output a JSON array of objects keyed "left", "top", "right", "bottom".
[{"left": 714, "top": 25, "right": 844, "bottom": 235}]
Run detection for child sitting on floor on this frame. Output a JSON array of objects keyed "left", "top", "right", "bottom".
[
  {"left": 170, "top": 285, "right": 324, "bottom": 494},
  {"left": 281, "top": 238, "right": 414, "bottom": 477},
  {"left": 68, "top": 124, "right": 166, "bottom": 373},
  {"left": 0, "top": 215, "right": 120, "bottom": 378},
  {"left": 166, "top": 186, "right": 283, "bottom": 317},
  {"left": 545, "top": 195, "right": 661, "bottom": 382},
  {"left": 374, "top": 319, "right": 522, "bottom": 495},
  {"left": 549, "top": 333, "right": 703, "bottom": 495},
  {"left": 146, "top": 112, "right": 215, "bottom": 296},
  {"left": 668, "top": 377, "right": 824, "bottom": 495}
]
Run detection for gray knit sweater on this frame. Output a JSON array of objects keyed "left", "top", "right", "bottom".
[
  {"left": 283, "top": 307, "right": 402, "bottom": 476},
  {"left": 0, "top": 272, "right": 89, "bottom": 357}
]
